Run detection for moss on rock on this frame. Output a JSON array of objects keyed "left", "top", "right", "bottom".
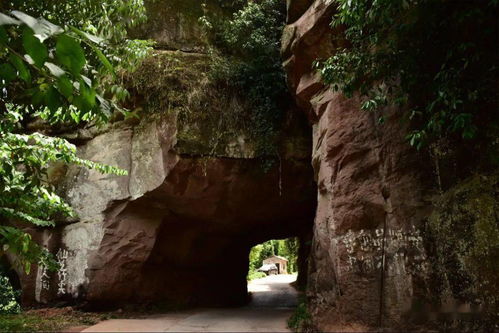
[
  {"left": 127, "top": 50, "right": 264, "bottom": 158},
  {"left": 428, "top": 173, "right": 499, "bottom": 325},
  {"left": 130, "top": 0, "right": 245, "bottom": 52}
]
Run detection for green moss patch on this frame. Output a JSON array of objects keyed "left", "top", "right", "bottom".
[
  {"left": 127, "top": 50, "right": 262, "bottom": 158},
  {"left": 428, "top": 173, "right": 498, "bottom": 324}
]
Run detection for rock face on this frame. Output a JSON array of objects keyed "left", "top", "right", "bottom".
[
  {"left": 427, "top": 174, "right": 499, "bottom": 322},
  {"left": 130, "top": 0, "right": 241, "bottom": 52},
  {"left": 130, "top": 0, "right": 208, "bottom": 52},
  {"left": 282, "top": 0, "right": 432, "bottom": 329},
  {"left": 16, "top": 50, "right": 316, "bottom": 308}
]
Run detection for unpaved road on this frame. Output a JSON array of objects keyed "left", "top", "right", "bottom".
[{"left": 83, "top": 274, "right": 298, "bottom": 332}]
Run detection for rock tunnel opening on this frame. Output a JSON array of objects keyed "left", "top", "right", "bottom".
[
  {"left": 246, "top": 239, "right": 306, "bottom": 311},
  {"left": 248, "top": 239, "right": 298, "bottom": 278},
  {"left": 247, "top": 236, "right": 311, "bottom": 290},
  {"left": 83, "top": 157, "right": 316, "bottom": 309}
]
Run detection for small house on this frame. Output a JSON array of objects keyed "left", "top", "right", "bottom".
[{"left": 262, "top": 255, "right": 288, "bottom": 274}]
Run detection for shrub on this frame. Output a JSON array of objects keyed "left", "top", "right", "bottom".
[
  {"left": 427, "top": 173, "right": 499, "bottom": 329},
  {"left": 0, "top": 275, "right": 20, "bottom": 315},
  {"left": 287, "top": 297, "right": 312, "bottom": 331},
  {"left": 247, "top": 271, "right": 266, "bottom": 281}
]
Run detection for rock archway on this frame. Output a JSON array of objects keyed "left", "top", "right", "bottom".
[
  {"left": 84, "top": 157, "right": 315, "bottom": 307},
  {"left": 17, "top": 77, "right": 316, "bottom": 307},
  {"left": 9, "top": 0, "right": 319, "bottom": 310}
]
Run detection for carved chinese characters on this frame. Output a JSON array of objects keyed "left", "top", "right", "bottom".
[
  {"left": 56, "top": 249, "right": 69, "bottom": 295},
  {"left": 339, "top": 227, "right": 428, "bottom": 276}
]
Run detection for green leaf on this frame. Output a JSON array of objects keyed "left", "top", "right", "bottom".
[
  {"left": 45, "top": 62, "right": 65, "bottom": 77},
  {"left": 0, "top": 63, "right": 17, "bottom": 83},
  {"left": 79, "top": 80, "right": 96, "bottom": 110},
  {"left": 31, "top": 88, "right": 45, "bottom": 106},
  {"left": 56, "top": 75, "right": 73, "bottom": 98},
  {"left": 72, "top": 95, "right": 86, "bottom": 113},
  {"left": 70, "top": 109, "right": 81, "bottom": 123},
  {"left": 9, "top": 54, "right": 31, "bottom": 83},
  {"left": 0, "top": 26, "right": 8, "bottom": 44},
  {"left": 56, "top": 35, "right": 86, "bottom": 76},
  {"left": 73, "top": 80, "right": 96, "bottom": 114},
  {"left": 94, "top": 47, "right": 115, "bottom": 77},
  {"left": 45, "top": 87, "right": 62, "bottom": 113},
  {"left": 22, "top": 27, "right": 47, "bottom": 68},
  {"left": 69, "top": 26, "right": 104, "bottom": 44}
]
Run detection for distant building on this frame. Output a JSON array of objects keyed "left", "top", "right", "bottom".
[{"left": 261, "top": 255, "right": 288, "bottom": 274}]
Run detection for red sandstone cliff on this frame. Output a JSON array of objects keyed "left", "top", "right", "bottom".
[{"left": 282, "top": 0, "right": 432, "bottom": 329}]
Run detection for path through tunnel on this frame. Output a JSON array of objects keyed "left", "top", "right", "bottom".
[{"left": 84, "top": 156, "right": 315, "bottom": 309}]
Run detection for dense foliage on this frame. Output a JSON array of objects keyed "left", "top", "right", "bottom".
[
  {"left": 1, "top": 0, "right": 153, "bottom": 78},
  {"left": 201, "top": 0, "right": 288, "bottom": 158},
  {"left": 0, "top": 1, "right": 149, "bottom": 276},
  {"left": 316, "top": 0, "right": 498, "bottom": 153},
  {"left": 0, "top": 274, "right": 20, "bottom": 314}
]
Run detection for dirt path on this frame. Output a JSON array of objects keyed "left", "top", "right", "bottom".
[{"left": 83, "top": 274, "right": 298, "bottom": 332}]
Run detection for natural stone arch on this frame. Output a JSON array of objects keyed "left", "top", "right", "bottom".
[{"left": 84, "top": 157, "right": 315, "bottom": 308}]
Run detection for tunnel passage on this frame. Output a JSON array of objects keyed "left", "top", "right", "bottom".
[{"left": 84, "top": 156, "right": 316, "bottom": 308}]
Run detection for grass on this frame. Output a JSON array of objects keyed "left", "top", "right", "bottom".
[
  {"left": 0, "top": 301, "right": 195, "bottom": 332},
  {"left": 0, "top": 307, "right": 107, "bottom": 332},
  {"left": 287, "top": 296, "right": 312, "bottom": 332}
]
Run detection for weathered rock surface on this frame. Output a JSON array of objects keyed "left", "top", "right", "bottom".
[
  {"left": 427, "top": 174, "right": 499, "bottom": 322},
  {"left": 17, "top": 50, "right": 315, "bottom": 308},
  {"left": 282, "top": 0, "right": 432, "bottom": 329},
  {"left": 130, "top": 0, "right": 240, "bottom": 52},
  {"left": 130, "top": 0, "right": 208, "bottom": 52}
]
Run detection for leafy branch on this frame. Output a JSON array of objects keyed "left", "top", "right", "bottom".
[
  {"left": 316, "top": 0, "right": 498, "bottom": 150},
  {"left": 0, "top": 10, "right": 133, "bottom": 273}
]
